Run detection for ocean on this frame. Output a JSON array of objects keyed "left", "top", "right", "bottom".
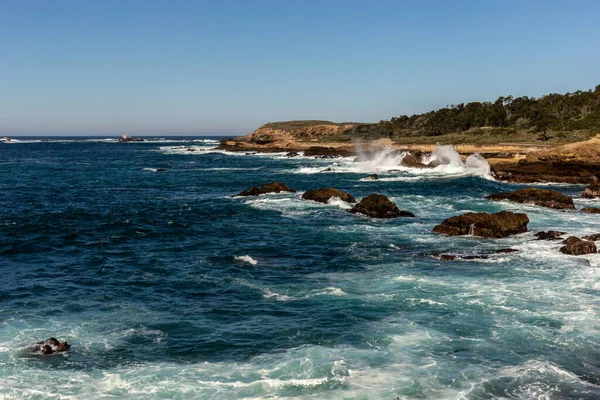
[{"left": 1, "top": 137, "right": 599, "bottom": 399}]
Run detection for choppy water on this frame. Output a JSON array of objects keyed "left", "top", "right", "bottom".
[{"left": 1, "top": 137, "right": 599, "bottom": 399}]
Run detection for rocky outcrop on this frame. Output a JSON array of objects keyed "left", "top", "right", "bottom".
[
  {"left": 432, "top": 211, "right": 529, "bottom": 238},
  {"left": 562, "top": 236, "right": 583, "bottom": 246},
  {"left": 302, "top": 188, "right": 356, "bottom": 204},
  {"left": 234, "top": 182, "right": 296, "bottom": 197},
  {"left": 534, "top": 231, "right": 566, "bottom": 240},
  {"left": 349, "top": 193, "right": 415, "bottom": 218},
  {"left": 582, "top": 183, "right": 600, "bottom": 199},
  {"left": 34, "top": 338, "right": 70, "bottom": 355},
  {"left": 560, "top": 237, "right": 597, "bottom": 255},
  {"left": 118, "top": 134, "right": 144, "bottom": 142},
  {"left": 582, "top": 207, "right": 600, "bottom": 214},
  {"left": 486, "top": 188, "right": 574, "bottom": 209},
  {"left": 582, "top": 233, "right": 600, "bottom": 241}
]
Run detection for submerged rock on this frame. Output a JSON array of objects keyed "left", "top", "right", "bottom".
[
  {"left": 432, "top": 211, "right": 529, "bottom": 238},
  {"left": 430, "top": 248, "right": 518, "bottom": 261},
  {"left": 582, "top": 183, "right": 600, "bottom": 199},
  {"left": 302, "top": 188, "right": 356, "bottom": 204},
  {"left": 34, "top": 338, "right": 70, "bottom": 355},
  {"left": 349, "top": 193, "right": 415, "bottom": 218},
  {"left": 363, "top": 174, "right": 379, "bottom": 180},
  {"left": 582, "top": 207, "right": 600, "bottom": 214},
  {"left": 560, "top": 239, "right": 597, "bottom": 255},
  {"left": 234, "top": 182, "right": 296, "bottom": 197},
  {"left": 534, "top": 230, "right": 567, "bottom": 240},
  {"left": 486, "top": 188, "right": 574, "bottom": 209}
]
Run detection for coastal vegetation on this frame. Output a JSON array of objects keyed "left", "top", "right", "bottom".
[{"left": 350, "top": 84, "right": 600, "bottom": 144}]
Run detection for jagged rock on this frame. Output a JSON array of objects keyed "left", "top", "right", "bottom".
[
  {"left": 363, "top": 174, "right": 379, "bottom": 180},
  {"left": 234, "top": 182, "right": 296, "bottom": 197},
  {"left": 560, "top": 240, "right": 597, "bottom": 255},
  {"left": 34, "top": 338, "right": 70, "bottom": 355},
  {"left": 432, "top": 211, "right": 529, "bottom": 238},
  {"left": 534, "top": 231, "right": 567, "bottom": 240},
  {"left": 285, "top": 151, "right": 299, "bottom": 157},
  {"left": 582, "top": 183, "right": 600, "bottom": 199},
  {"left": 582, "top": 207, "right": 600, "bottom": 214},
  {"left": 349, "top": 193, "right": 415, "bottom": 218},
  {"left": 561, "top": 236, "right": 582, "bottom": 246},
  {"left": 302, "top": 188, "right": 356, "bottom": 204},
  {"left": 486, "top": 188, "right": 574, "bottom": 209},
  {"left": 582, "top": 233, "right": 600, "bottom": 241}
]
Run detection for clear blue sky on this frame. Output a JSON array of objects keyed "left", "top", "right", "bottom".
[{"left": 1, "top": 0, "right": 599, "bottom": 135}]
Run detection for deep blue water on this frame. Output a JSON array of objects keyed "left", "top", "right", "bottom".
[{"left": 1, "top": 137, "right": 600, "bottom": 399}]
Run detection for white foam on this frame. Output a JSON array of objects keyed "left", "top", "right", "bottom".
[
  {"left": 234, "top": 255, "right": 258, "bottom": 266},
  {"left": 326, "top": 196, "right": 353, "bottom": 210}
]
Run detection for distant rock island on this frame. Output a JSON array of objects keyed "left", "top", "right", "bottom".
[{"left": 118, "top": 134, "right": 144, "bottom": 142}]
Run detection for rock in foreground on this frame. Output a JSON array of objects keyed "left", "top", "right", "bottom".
[
  {"left": 302, "top": 188, "right": 356, "bottom": 204},
  {"left": 34, "top": 338, "right": 70, "bottom": 355},
  {"left": 349, "top": 193, "right": 415, "bottom": 218},
  {"left": 235, "top": 182, "right": 296, "bottom": 197},
  {"left": 560, "top": 238, "right": 597, "bottom": 255},
  {"left": 486, "top": 188, "right": 574, "bottom": 209},
  {"left": 582, "top": 183, "right": 600, "bottom": 199},
  {"left": 433, "top": 211, "right": 529, "bottom": 238}
]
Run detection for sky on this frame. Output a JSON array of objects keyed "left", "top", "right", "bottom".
[{"left": 1, "top": 0, "right": 599, "bottom": 136}]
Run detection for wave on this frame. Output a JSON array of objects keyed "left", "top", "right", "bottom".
[{"left": 234, "top": 255, "right": 258, "bottom": 265}]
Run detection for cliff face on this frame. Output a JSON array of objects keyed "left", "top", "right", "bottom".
[{"left": 233, "top": 121, "right": 357, "bottom": 145}]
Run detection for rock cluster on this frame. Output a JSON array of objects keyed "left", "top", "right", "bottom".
[
  {"left": 302, "top": 188, "right": 356, "bottom": 204},
  {"left": 34, "top": 338, "right": 70, "bottom": 355},
  {"left": 534, "top": 231, "right": 566, "bottom": 240},
  {"left": 486, "top": 188, "right": 574, "bottom": 209},
  {"left": 235, "top": 182, "right": 296, "bottom": 197},
  {"left": 432, "top": 211, "right": 529, "bottom": 238},
  {"left": 350, "top": 193, "right": 415, "bottom": 218}
]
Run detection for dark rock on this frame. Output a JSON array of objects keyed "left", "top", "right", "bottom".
[
  {"left": 303, "top": 146, "right": 354, "bottom": 157},
  {"left": 186, "top": 148, "right": 196, "bottom": 152},
  {"left": 562, "top": 236, "right": 582, "bottom": 245},
  {"left": 363, "top": 174, "right": 379, "bottom": 180},
  {"left": 493, "top": 248, "right": 519, "bottom": 253},
  {"left": 560, "top": 240, "right": 597, "bottom": 255},
  {"left": 321, "top": 167, "right": 334, "bottom": 172},
  {"left": 34, "top": 338, "right": 70, "bottom": 355},
  {"left": 486, "top": 188, "right": 574, "bottom": 209},
  {"left": 156, "top": 168, "right": 167, "bottom": 173},
  {"left": 234, "top": 182, "right": 296, "bottom": 197},
  {"left": 349, "top": 193, "right": 415, "bottom": 218},
  {"left": 285, "top": 151, "right": 299, "bottom": 157},
  {"left": 302, "top": 188, "right": 356, "bottom": 204},
  {"left": 432, "top": 211, "right": 529, "bottom": 238},
  {"left": 492, "top": 161, "right": 600, "bottom": 184},
  {"left": 583, "top": 233, "right": 600, "bottom": 241},
  {"left": 582, "top": 207, "right": 600, "bottom": 214},
  {"left": 316, "top": 154, "right": 339, "bottom": 159},
  {"left": 430, "top": 248, "right": 518, "bottom": 261},
  {"left": 534, "top": 231, "right": 567, "bottom": 240},
  {"left": 582, "top": 183, "right": 600, "bottom": 199}
]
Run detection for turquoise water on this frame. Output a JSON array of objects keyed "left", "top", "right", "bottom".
[{"left": 1, "top": 137, "right": 599, "bottom": 399}]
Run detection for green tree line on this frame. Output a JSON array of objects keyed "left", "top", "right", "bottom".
[{"left": 354, "top": 85, "right": 600, "bottom": 141}]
